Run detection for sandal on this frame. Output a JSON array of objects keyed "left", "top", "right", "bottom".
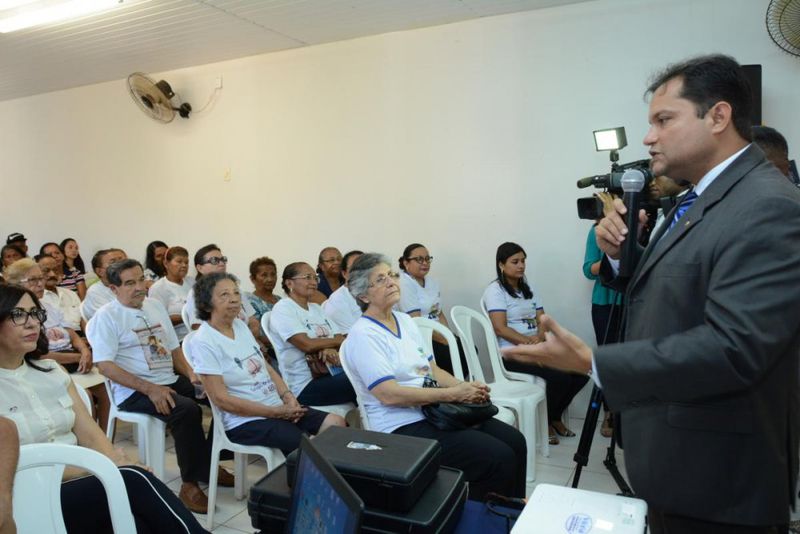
[
  {"left": 548, "top": 426, "right": 560, "bottom": 445},
  {"left": 551, "top": 421, "right": 576, "bottom": 437},
  {"left": 600, "top": 413, "right": 613, "bottom": 438}
]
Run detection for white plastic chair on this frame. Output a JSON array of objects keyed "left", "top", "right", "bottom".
[
  {"left": 72, "top": 381, "right": 93, "bottom": 413},
  {"left": 480, "top": 296, "right": 559, "bottom": 449},
  {"left": 182, "top": 332, "right": 286, "bottom": 529},
  {"left": 103, "top": 378, "right": 167, "bottom": 480},
  {"left": 338, "top": 340, "right": 370, "bottom": 430},
  {"left": 450, "top": 305, "right": 547, "bottom": 482},
  {"left": 261, "top": 311, "right": 354, "bottom": 418},
  {"left": 14, "top": 443, "right": 137, "bottom": 534},
  {"left": 78, "top": 300, "right": 89, "bottom": 322},
  {"left": 412, "top": 317, "right": 517, "bottom": 428},
  {"left": 181, "top": 302, "right": 192, "bottom": 332}
]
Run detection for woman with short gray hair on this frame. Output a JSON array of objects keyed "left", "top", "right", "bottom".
[{"left": 344, "top": 253, "right": 527, "bottom": 501}]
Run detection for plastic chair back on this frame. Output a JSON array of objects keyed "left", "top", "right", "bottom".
[
  {"left": 14, "top": 443, "right": 137, "bottom": 534},
  {"left": 181, "top": 302, "right": 192, "bottom": 332},
  {"left": 73, "top": 381, "right": 93, "bottom": 413},
  {"left": 338, "top": 340, "right": 371, "bottom": 430},
  {"left": 411, "top": 317, "right": 467, "bottom": 379},
  {"left": 479, "top": 297, "right": 536, "bottom": 385},
  {"left": 450, "top": 305, "right": 514, "bottom": 386}
]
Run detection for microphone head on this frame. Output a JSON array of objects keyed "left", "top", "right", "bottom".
[{"left": 621, "top": 169, "right": 646, "bottom": 192}]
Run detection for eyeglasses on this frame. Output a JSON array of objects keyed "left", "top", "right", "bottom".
[
  {"left": 19, "top": 277, "right": 45, "bottom": 286},
  {"left": 201, "top": 256, "right": 228, "bottom": 265},
  {"left": 291, "top": 274, "right": 319, "bottom": 283},
  {"left": 369, "top": 271, "right": 400, "bottom": 288},
  {"left": 9, "top": 307, "right": 47, "bottom": 326},
  {"left": 408, "top": 256, "right": 433, "bottom": 264}
]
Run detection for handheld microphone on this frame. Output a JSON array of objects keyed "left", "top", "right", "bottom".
[{"left": 619, "top": 169, "right": 646, "bottom": 278}]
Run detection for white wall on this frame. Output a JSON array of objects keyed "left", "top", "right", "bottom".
[{"left": 2, "top": 0, "right": 798, "bottom": 353}]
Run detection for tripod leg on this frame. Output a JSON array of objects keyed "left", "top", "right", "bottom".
[{"left": 572, "top": 385, "right": 604, "bottom": 488}]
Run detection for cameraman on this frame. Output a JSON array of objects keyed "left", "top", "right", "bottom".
[{"left": 505, "top": 54, "right": 800, "bottom": 533}]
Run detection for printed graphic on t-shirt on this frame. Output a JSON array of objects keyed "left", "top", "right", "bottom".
[
  {"left": 305, "top": 318, "right": 333, "bottom": 338},
  {"left": 133, "top": 321, "right": 173, "bottom": 371},
  {"left": 413, "top": 345, "right": 431, "bottom": 376},
  {"left": 521, "top": 314, "right": 537, "bottom": 331},
  {"left": 427, "top": 303, "right": 441, "bottom": 320},
  {"left": 234, "top": 347, "right": 276, "bottom": 395}
]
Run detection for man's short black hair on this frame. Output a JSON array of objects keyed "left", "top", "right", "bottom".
[
  {"left": 646, "top": 54, "right": 753, "bottom": 142},
  {"left": 752, "top": 125, "right": 789, "bottom": 156}
]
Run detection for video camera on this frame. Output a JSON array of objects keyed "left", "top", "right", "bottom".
[{"left": 576, "top": 127, "right": 654, "bottom": 220}]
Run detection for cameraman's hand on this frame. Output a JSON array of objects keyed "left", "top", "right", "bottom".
[{"left": 595, "top": 198, "right": 648, "bottom": 259}]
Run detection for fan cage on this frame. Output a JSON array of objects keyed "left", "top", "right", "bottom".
[{"left": 766, "top": 0, "right": 800, "bottom": 57}]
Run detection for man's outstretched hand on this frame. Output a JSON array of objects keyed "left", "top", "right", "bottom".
[{"left": 501, "top": 314, "right": 593, "bottom": 375}]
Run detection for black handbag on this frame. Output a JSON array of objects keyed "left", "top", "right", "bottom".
[{"left": 421, "top": 377, "right": 498, "bottom": 431}]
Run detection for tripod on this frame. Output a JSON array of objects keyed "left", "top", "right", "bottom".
[{"left": 570, "top": 298, "right": 633, "bottom": 496}]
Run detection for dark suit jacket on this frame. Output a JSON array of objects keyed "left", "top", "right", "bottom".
[{"left": 596, "top": 144, "right": 800, "bottom": 525}]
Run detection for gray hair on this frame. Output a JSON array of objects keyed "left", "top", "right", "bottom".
[
  {"left": 106, "top": 259, "right": 143, "bottom": 287},
  {"left": 194, "top": 272, "right": 240, "bottom": 321},
  {"left": 347, "top": 253, "right": 393, "bottom": 311}
]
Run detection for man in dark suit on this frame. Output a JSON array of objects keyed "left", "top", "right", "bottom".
[{"left": 505, "top": 54, "right": 800, "bottom": 533}]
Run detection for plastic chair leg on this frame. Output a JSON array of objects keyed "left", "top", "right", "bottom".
[
  {"left": 207, "top": 443, "right": 221, "bottom": 530},
  {"left": 234, "top": 452, "right": 247, "bottom": 500}
]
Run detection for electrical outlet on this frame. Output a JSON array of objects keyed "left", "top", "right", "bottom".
[
  {"left": 223, "top": 169, "right": 231, "bottom": 182},
  {"left": 215, "top": 76, "right": 223, "bottom": 89}
]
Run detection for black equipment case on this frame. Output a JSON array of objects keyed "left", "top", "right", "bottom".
[
  {"left": 248, "top": 463, "right": 467, "bottom": 533},
  {"left": 285, "top": 427, "right": 441, "bottom": 512}
]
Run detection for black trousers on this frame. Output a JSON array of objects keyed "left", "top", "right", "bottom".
[
  {"left": 296, "top": 372, "right": 357, "bottom": 406},
  {"left": 503, "top": 360, "right": 588, "bottom": 424},
  {"left": 225, "top": 408, "right": 328, "bottom": 456},
  {"left": 431, "top": 338, "right": 469, "bottom": 380},
  {"left": 117, "top": 374, "right": 212, "bottom": 483},
  {"left": 61, "top": 465, "right": 209, "bottom": 533},
  {"left": 394, "top": 418, "right": 527, "bottom": 501},
  {"left": 648, "top": 508, "right": 787, "bottom": 534}
]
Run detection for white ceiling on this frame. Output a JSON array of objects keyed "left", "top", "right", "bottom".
[{"left": 0, "top": 0, "right": 592, "bottom": 102}]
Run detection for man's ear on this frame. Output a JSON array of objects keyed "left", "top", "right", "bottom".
[{"left": 708, "top": 101, "right": 733, "bottom": 134}]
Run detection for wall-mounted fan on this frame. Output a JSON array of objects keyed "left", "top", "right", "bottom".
[
  {"left": 766, "top": 0, "right": 800, "bottom": 57},
  {"left": 127, "top": 72, "right": 192, "bottom": 123}
]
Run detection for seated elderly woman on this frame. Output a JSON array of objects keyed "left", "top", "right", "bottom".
[
  {"left": 483, "top": 242, "right": 588, "bottom": 444},
  {"left": 0, "top": 284, "right": 209, "bottom": 533},
  {"left": 344, "top": 253, "right": 527, "bottom": 501},
  {"left": 309, "top": 246, "right": 343, "bottom": 304},
  {"left": 187, "top": 273, "right": 345, "bottom": 455},
  {"left": 269, "top": 262, "right": 356, "bottom": 406},
  {"left": 7, "top": 259, "right": 110, "bottom": 427},
  {"left": 1, "top": 244, "right": 24, "bottom": 270},
  {"left": 149, "top": 246, "right": 194, "bottom": 341}
]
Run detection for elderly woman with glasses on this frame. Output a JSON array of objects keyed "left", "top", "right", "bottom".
[
  {"left": 184, "top": 244, "right": 261, "bottom": 338},
  {"left": 186, "top": 272, "right": 345, "bottom": 456},
  {"left": 344, "top": 253, "right": 527, "bottom": 501},
  {"left": 0, "top": 284, "right": 210, "bottom": 533},
  {"left": 268, "top": 262, "right": 356, "bottom": 407},
  {"left": 396, "top": 243, "right": 464, "bottom": 377}
]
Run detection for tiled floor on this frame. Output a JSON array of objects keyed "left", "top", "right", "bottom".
[{"left": 112, "top": 412, "right": 628, "bottom": 533}]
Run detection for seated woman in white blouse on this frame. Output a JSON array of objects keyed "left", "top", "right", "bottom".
[
  {"left": 345, "top": 253, "right": 526, "bottom": 501},
  {"left": 322, "top": 250, "right": 363, "bottom": 334},
  {"left": 187, "top": 273, "right": 344, "bottom": 455},
  {"left": 149, "top": 246, "right": 194, "bottom": 341},
  {"left": 269, "top": 262, "right": 356, "bottom": 407},
  {"left": 0, "top": 284, "right": 209, "bottom": 533},
  {"left": 483, "top": 242, "right": 588, "bottom": 444},
  {"left": 396, "top": 243, "right": 465, "bottom": 377}
]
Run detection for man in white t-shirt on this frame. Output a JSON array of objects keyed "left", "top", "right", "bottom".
[
  {"left": 82, "top": 248, "right": 127, "bottom": 321},
  {"left": 38, "top": 255, "right": 82, "bottom": 331},
  {"left": 88, "top": 259, "right": 232, "bottom": 514}
]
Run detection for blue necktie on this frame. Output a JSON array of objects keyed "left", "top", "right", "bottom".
[{"left": 668, "top": 190, "right": 698, "bottom": 231}]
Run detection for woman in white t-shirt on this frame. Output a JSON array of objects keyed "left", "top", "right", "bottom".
[
  {"left": 396, "top": 243, "right": 466, "bottom": 377},
  {"left": 187, "top": 273, "right": 344, "bottom": 455},
  {"left": 322, "top": 250, "right": 364, "bottom": 334},
  {"left": 269, "top": 262, "right": 356, "bottom": 407},
  {"left": 345, "top": 253, "right": 526, "bottom": 501},
  {"left": 0, "top": 284, "right": 209, "bottom": 533},
  {"left": 143, "top": 240, "right": 168, "bottom": 286},
  {"left": 149, "top": 246, "right": 195, "bottom": 340},
  {"left": 483, "top": 242, "right": 588, "bottom": 444}
]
